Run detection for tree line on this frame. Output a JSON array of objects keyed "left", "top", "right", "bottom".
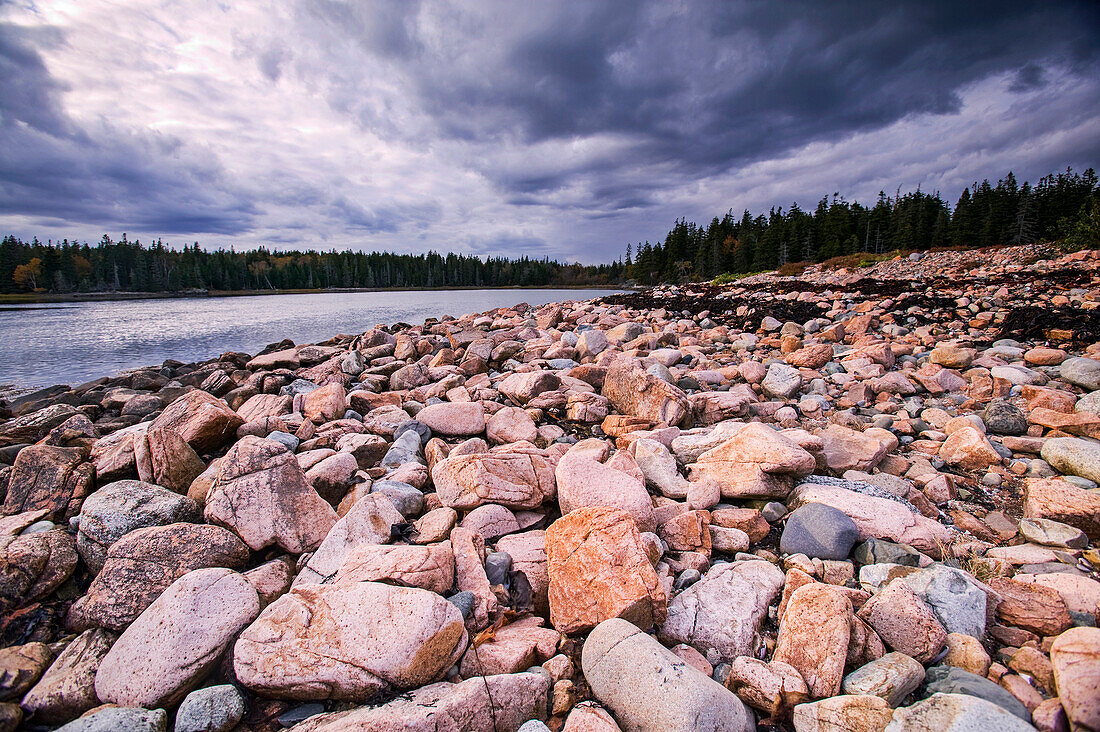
[
  {"left": 2, "top": 166, "right": 1097, "bottom": 294},
  {"left": 0, "top": 237, "right": 627, "bottom": 294},
  {"left": 626, "top": 167, "right": 1099, "bottom": 284}
]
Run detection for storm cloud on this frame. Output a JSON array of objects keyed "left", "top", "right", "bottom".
[{"left": 1, "top": 0, "right": 1098, "bottom": 262}]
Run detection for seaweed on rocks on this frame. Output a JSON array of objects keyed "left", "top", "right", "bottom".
[{"left": 997, "top": 305, "right": 1100, "bottom": 345}]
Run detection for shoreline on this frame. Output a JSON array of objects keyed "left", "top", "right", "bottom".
[{"left": 0, "top": 283, "right": 635, "bottom": 306}]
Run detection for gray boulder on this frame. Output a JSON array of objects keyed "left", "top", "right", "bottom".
[
  {"left": 902, "top": 565, "right": 987, "bottom": 639},
  {"left": 780, "top": 502, "right": 859, "bottom": 560},
  {"left": 922, "top": 666, "right": 1030, "bottom": 721},
  {"left": 76, "top": 481, "right": 200, "bottom": 573},
  {"left": 583, "top": 618, "right": 753, "bottom": 731},
  {"left": 1040, "top": 436, "right": 1100, "bottom": 483},
  {"left": 1061, "top": 357, "right": 1100, "bottom": 391},
  {"left": 55, "top": 707, "right": 167, "bottom": 732},
  {"left": 174, "top": 684, "right": 246, "bottom": 732}
]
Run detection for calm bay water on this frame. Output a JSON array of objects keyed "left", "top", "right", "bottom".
[{"left": 0, "top": 289, "right": 620, "bottom": 390}]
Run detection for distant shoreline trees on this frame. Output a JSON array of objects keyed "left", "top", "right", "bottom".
[
  {"left": 2, "top": 166, "right": 1097, "bottom": 294},
  {"left": 627, "top": 167, "right": 1098, "bottom": 284}
]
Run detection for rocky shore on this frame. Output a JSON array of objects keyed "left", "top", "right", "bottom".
[{"left": 1, "top": 242, "right": 1099, "bottom": 732}]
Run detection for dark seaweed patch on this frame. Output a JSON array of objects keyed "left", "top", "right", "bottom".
[{"left": 997, "top": 306, "right": 1100, "bottom": 345}]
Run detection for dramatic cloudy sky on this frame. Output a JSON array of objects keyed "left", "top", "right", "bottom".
[{"left": 1, "top": 1, "right": 1098, "bottom": 263}]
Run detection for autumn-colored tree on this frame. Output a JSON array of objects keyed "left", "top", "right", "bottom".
[{"left": 13, "top": 257, "right": 42, "bottom": 290}]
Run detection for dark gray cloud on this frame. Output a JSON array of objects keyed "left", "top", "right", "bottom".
[{"left": 1, "top": 1, "right": 1098, "bottom": 261}]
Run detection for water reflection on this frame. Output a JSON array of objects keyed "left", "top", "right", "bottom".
[{"left": 0, "top": 289, "right": 619, "bottom": 388}]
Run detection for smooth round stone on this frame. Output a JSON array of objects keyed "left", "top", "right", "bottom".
[
  {"left": 20, "top": 520, "right": 56, "bottom": 535},
  {"left": 370, "top": 480, "right": 424, "bottom": 518},
  {"left": 1018, "top": 518, "right": 1089, "bottom": 549},
  {"left": 1075, "top": 390, "right": 1100, "bottom": 414},
  {"left": 779, "top": 503, "right": 859, "bottom": 560},
  {"left": 393, "top": 420, "right": 431, "bottom": 447},
  {"left": 343, "top": 409, "right": 363, "bottom": 421},
  {"left": 54, "top": 706, "right": 168, "bottom": 732},
  {"left": 175, "top": 685, "right": 245, "bottom": 732},
  {"left": 673, "top": 569, "right": 702, "bottom": 591},
  {"left": 280, "top": 379, "right": 319, "bottom": 396},
  {"left": 1061, "top": 357, "right": 1100, "bottom": 391},
  {"left": 981, "top": 473, "right": 1002, "bottom": 487},
  {"left": 547, "top": 359, "right": 578, "bottom": 370},
  {"left": 266, "top": 431, "right": 299, "bottom": 453},
  {"left": 761, "top": 502, "right": 787, "bottom": 522},
  {"left": 447, "top": 591, "right": 476, "bottom": 619},
  {"left": 1064, "top": 475, "right": 1098, "bottom": 490},
  {"left": 981, "top": 400, "right": 1027, "bottom": 435}
]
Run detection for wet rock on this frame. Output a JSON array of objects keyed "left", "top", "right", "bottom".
[
  {"left": 546, "top": 507, "right": 666, "bottom": 634},
  {"left": 204, "top": 436, "right": 338, "bottom": 553},
  {"left": 582, "top": 618, "right": 753, "bottom": 732},
  {"left": 94, "top": 568, "right": 260, "bottom": 708},
  {"left": 234, "top": 581, "right": 467, "bottom": 701}
]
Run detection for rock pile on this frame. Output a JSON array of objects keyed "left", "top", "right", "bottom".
[{"left": 1, "top": 243, "right": 1099, "bottom": 731}]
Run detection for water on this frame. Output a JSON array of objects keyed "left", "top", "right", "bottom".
[{"left": 0, "top": 289, "right": 620, "bottom": 390}]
